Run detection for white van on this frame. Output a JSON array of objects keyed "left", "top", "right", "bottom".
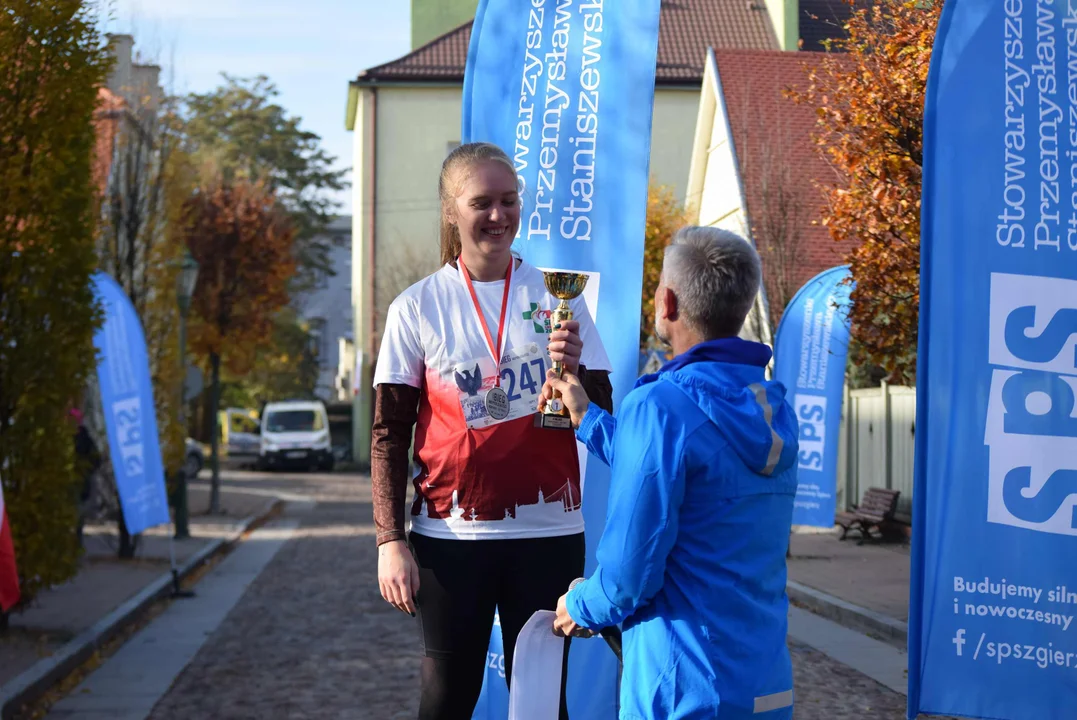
[{"left": 257, "top": 400, "right": 334, "bottom": 472}]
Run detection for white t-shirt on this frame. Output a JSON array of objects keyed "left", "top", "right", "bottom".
[{"left": 374, "top": 259, "right": 611, "bottom": 540}]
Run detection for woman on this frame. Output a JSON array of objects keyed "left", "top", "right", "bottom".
[{"left": 372, "top": 142, "right": 613, "bottom": 720}]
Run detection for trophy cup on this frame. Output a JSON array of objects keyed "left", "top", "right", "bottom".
[{"left": 538, "top": 271, "right": 589, "bottom": 430}]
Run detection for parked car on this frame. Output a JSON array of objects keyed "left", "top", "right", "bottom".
[
  {"left": 222, "top": 407, "right": 261, "bottom": 461},
  {"left": 257, "top": 400, "right": 334, "bottom": 472}
]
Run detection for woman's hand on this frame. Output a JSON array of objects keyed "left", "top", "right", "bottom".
[
  {"left": 378, "top": 540, "right": 420, "bottom": 617},
  {"left": 539, "top": 369, "right": 591, "bottom": 429},
  {"left": 547, "top": 320, "right": 583, "bottom": 375}
]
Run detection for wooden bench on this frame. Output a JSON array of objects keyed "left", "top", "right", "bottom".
[{"left": 835, "top": 488, "right": 901, "bottom": 545}]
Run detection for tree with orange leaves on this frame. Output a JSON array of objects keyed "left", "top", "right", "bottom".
[
  {"left": 791, "top": 0, "right": 942, "bottom": 384},
  {"left": 184, "top": 178, "right": 296, "bottom": 512},
  {"left": 640, "top": 182, "right": 692, "bottom": 354}
]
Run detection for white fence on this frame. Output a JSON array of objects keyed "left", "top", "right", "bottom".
[{"left": 836, "top": 383, "right": 917, "bottom": 522}]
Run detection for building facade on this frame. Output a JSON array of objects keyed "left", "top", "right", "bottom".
[
  {"left": 293, "top": 216, "right": 355, "bottom": 403},
  {"left": 685, "top": 48, "right": 857, "bottom": 330},
  {"left": 411, "top": 0, "right": 477, "bottom": 50}
]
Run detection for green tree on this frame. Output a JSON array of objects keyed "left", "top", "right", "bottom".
[
  {"left": 219, "top": 308, "right": 319, "bottom": 410},
  {"left": 0, "top": 0, "right": 111, "bottom": 602},
  {"left": 184, "top": 177, "right": 297, "bottom": 513},
  {"left": 184, "top": 75, "right": 346, "bottom": 290}
]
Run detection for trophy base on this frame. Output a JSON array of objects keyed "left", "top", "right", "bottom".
[{"left": 536, "top": 412, "right": 574, "bottom": 430}]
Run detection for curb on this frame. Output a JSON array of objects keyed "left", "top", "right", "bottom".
[
  {"left": 0, "top": 497, "right": 283, "bottom": 720},
  {"left": 787, "top": 579, "right": 908, "bottom": 649}
]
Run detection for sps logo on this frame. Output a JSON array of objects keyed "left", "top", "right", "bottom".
[
  {"left": 111, "top": 397, "right": 145, "bottom": 478},
  {"left": 794, "top": 394, "right": 826, "bottom": 471},
  {"left": 986, "top": 273, "right": 1077, "bottom": 536}
]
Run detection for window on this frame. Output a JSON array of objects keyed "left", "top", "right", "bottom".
[
  {"left": 265, "top": 410, "right": 317, "bottom": 433},
  {"left": 230, "top": 414, "right": 258, "bottom": 434}
]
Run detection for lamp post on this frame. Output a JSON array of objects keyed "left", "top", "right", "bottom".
[{"left": 174, "top": 249, "right": 199, "bottom": 540}]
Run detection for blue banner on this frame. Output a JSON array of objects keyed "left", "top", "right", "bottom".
[
  {"left": 91, "top": 273, "right": 170, "bottom": 536},
  {"left": 910, "top": 1, "right": 1077, "bottom": 717},
  {"left": 463, "top": 0, "right": 660, "bottom": 715},
  {"left": 471, "top": 612, "right": 509, "bottom": 718},
  {"left": 772, "top": 266, "right": 852, "bottom": 529}
]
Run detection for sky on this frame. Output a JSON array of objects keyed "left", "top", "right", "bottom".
[{"left": 102, "top": 0, "right": 412, "bottom": 215}]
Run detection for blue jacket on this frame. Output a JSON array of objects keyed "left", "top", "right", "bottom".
[{"left": 567, "top": 338, "right": 799, "bottom": 720}]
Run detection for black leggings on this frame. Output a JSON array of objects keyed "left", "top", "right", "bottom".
[{"left": 409, "top": 532, "right": 586, "bottom": 720}]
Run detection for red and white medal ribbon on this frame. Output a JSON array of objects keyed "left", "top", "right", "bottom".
[{"left": 459, "top": 258, "right": 513, "bottom": 421}]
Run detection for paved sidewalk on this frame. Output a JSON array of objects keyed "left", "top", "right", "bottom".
[
  {"left": 0, "top": 483, "right": 271, "bottom": 688},
  {"left": 48, "top": 516, "right": 303, "bottom": 719},
  {"left": 787, "top": 529, "right": 910, "bottom": 622},
  {"left": 56, "top": 472, "right": 945, "bottom": 720}
]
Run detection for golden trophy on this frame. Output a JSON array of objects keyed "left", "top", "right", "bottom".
[{"left": 538, "top": 271, "right": 589, "bottom": 430}]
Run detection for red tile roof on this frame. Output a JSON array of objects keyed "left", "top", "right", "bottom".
[
  {"left": 358, "top": 1, "right": 779, "bottom": 86},
  {"left": 656, "top": 0, "right": 779, "bottom": 80},
  {"left": 359, "top": 21, "right": 475, "bottom": 83},
  {"left": 713, "top": 49, "right": 856, "bottom": 322}
]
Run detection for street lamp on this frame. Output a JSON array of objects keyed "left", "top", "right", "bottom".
[
  {"left": 174, "top": 249, "right": 199, "bottom": 540},
  {"left": 177, "top": 249, "right": 199, "bottom": 316}
]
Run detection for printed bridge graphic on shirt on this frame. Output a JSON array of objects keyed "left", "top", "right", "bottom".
[
  {"left": 523, "top": 303, "right": 553, "bottom": 334},
  {"left": 417, "top": 480, "right": 581, "bottom": 523}
]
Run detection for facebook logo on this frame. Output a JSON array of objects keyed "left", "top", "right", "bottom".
[{"left": 953, "top": 628, "right": 966, "bottom": 656}]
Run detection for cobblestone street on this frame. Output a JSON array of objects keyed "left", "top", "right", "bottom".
[{"left": 47, "top": 470, "right": 932, "bottom": 719}]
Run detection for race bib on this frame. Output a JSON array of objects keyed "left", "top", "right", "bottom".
[{"left": 453, "top": 343, "right": 549, "bottom": 430}]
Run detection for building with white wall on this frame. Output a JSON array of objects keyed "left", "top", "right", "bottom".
[
  {"left": 293, "top": 216, "right": 354, "bottom": 403},
  {"left": 685, "top": 48, "right": 856, "bottom": 332}
]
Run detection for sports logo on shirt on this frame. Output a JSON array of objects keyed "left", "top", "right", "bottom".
[
  {"left": 454, "top": 364, "right": 483, "bottom": 397},
  {"left": 523, "top": 303, "right": 553, "bottom": 334}
]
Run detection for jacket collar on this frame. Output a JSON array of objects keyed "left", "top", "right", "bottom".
[{"left": 636, "top": 337, "right": 772, "bottom": 388}]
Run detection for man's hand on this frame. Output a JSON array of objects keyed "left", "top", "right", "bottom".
[
  {"left": 538, "top": 370, "right": 590, "bottom": 428},
  {"left": 552, "top": 592, "right": 594, "bottom": 638},
  {"left": 547, "top": 320, "right": 583, "bottom": 376},
  {"left": 378, "top": 540, "right": 419, "bottom": 617}
]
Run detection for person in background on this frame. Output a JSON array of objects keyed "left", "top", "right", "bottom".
[
  {"left": 543, "top": 226, "right": 799, "bottom": 720},
  {"left": 371, "top": 142, "right": 614, "bottom": 720},
  {"left": 71, "top": 407, "right": 101, "bottom": 546}
]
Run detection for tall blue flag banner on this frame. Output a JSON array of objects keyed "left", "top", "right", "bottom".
[
  {"left": 910, "top": 1, "right": 1077, "bottom": 717},
  {"left": 91, "top": 273, "right": 170, "bottom": 536},
  {"left": 773, "top": 266, "right": 852, "bottom": 529},
  {"left": 463, "top": 0, "right": 661, "bottom": 716}
]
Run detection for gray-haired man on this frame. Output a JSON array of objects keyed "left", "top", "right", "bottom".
[{"left": 542, "top": 226, "right": 800, "bottom": 719}]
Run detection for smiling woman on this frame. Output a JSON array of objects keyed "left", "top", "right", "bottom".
[{"left": 369, "top": 142, "right": 616, "bottom": 718}]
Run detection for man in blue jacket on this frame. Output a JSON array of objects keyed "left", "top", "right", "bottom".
[{"left": 542, "top": 226, "right": 799, "bottom": 719}]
